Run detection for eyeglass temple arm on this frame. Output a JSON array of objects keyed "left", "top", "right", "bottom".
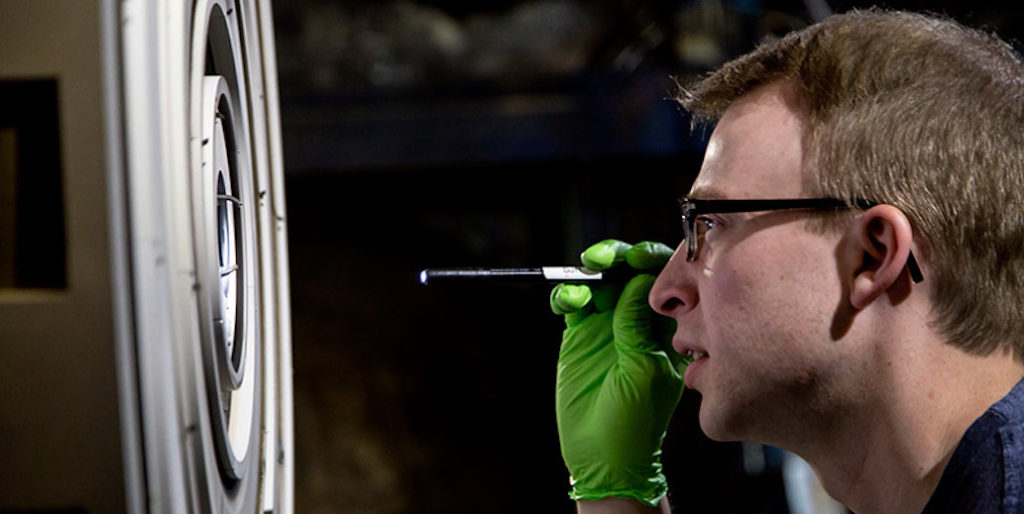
[{"left": 906, "top": 251, "right": 924, "bottom": 284}]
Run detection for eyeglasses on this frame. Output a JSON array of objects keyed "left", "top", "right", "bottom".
[{"left": 681, "top": 197, "right": 924, "bottom": 283}]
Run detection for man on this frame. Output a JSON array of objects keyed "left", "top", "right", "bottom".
[{"left": 552, "top": 9, "right": 1024, "bottom": 513}]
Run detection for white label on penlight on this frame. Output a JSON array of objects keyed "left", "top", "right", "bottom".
[{"left": 541, "top": 266, "right": 603, "bottom": 281}]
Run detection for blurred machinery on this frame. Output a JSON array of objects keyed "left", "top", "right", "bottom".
[{"left": 0, "top": 1, "right": 293, "bottom": 512}]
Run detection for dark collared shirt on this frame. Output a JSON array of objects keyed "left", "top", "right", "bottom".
[{"left": 922, "top": 378, "right": 1024, "bottom": 513}]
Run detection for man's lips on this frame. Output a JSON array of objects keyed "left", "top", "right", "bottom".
[
  {"left": 684, "top": 357, "right": 706, "bottom": 389},
  {"left": 673, "top": 339, "right": 707, "bottom": 362},
  {"left": 674, "top": 340, "right": 708, "bottom": 388},
  {"left": 681, "top": 350, "right": 708, "bottom": 389}
]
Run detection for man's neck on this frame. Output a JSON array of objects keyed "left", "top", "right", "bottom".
[{"left": 798, "top": 339, "right": 1024, "bottom": 514}]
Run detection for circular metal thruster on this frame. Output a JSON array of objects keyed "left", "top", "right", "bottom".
[
  {"left": 190, "top": 1, "right": 262, "bottom": 505},
  {"left": 209, "top": 78, "right": 246, "bottom": 390},
  {"left": 199, "top": 75, "right": 257, "bottom": 481},
  {"left": 122, "top": 0, "right": 291, "bottom": 512}
]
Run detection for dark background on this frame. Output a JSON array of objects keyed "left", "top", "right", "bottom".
[{"left": 274, "top": 1, "right": 1024, "bottom": 512}]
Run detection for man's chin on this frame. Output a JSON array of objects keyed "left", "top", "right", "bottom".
[{"left": 697, "top": 404, "right": 747, "bottom": 442}]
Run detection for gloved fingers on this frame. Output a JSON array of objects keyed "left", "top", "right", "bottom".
[
  {"left": 591, "top": 282, "right": 624, "bottom": 313},
  {"left": 558, "top": 238, "right": 673, "bottom": 326},
  {"left": 581, "top": 239, "right": 673, "bottom": 272},
  {"left": 625, "top": 241, "right": 674, "bottom": 271},
  {"left": 551, "top": 283, "right": 597, "bottom": 328},
  {"left": 557, "top": 310, "right": 615, "bottom": 362},
  {"left": 612, "top": 273, "right": 666, "bottom": 353},
  {"left": 581, "top": 239, "right": 632, "bottom": 270},
  {"left": 564, "top": 305, "right": 595, "bottom": 327},
  {"left": 551, "top": 283, "right": 592, "bottom": 315}
]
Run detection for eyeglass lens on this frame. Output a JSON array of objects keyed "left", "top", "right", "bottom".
[{"left": 682, "top": 212, "right": 699, "bottom": 262}]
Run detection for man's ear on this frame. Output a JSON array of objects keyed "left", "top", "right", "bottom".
[{"left": 847, "top": 205, "right": 915, "bottom": 310}]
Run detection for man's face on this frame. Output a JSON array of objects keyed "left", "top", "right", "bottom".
[{"left": 649, "top": 82, "right": 857, "bottom": 444}]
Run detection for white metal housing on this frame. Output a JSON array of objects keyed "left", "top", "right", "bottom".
[{"left": 0, "top": 1, "right": 294, "bottom": 512}]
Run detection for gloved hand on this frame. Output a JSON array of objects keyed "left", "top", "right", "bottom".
[{"left": 552, "top": 239, "right": 688, "bottom": 507}]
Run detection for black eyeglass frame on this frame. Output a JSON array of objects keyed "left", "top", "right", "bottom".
[{"left": 681, "top": 197, "right": 924, "bottom": 283}]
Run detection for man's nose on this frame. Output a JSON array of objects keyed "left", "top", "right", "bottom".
[{"left": 649, "top": 242, "right": 697, "bottom": 316}]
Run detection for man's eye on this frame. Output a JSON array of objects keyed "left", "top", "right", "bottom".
[{"left": 696, "top": 216, "right": 718, "bottom": 233}]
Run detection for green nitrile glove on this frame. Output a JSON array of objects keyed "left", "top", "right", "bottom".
[{"left": 551, "top": 239, "right": 686, "bottom": 507}]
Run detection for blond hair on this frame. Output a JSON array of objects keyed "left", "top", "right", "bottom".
[{"left": 680, "top": 10, "right": 1024, "bottom": 358}]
